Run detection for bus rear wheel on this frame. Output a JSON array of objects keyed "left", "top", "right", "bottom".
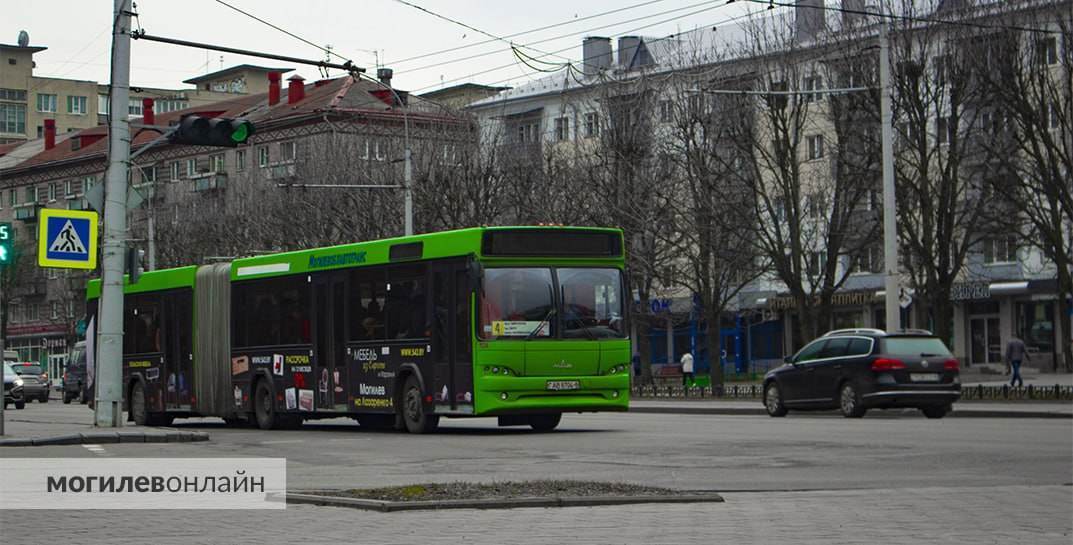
[
  {"left": 401, "top": 375, "right": 439, "bottom": 434},
  {"left": 254, "top": 380, "right": 281, "bottom": 430},
  {"left": 529, "top": 413, "right": 562, "bottom": 432},
  {"left": 130, "top": 382, "right": 172, "bottom": 426}
]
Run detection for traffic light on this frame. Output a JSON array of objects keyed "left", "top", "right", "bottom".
[
  {"left": 0, "top": 222, "right": 13, "bottom": 266},
  {"left": 126, "top": 246, "right": 145, "bottom": 284},
  {"left": 169, "top": 115, "right": 255, "bottom": 148}
]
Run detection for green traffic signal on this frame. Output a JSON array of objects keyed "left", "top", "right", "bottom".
[
  {"left": 0, "top": 242, "right": 9, "bottom": 264},
  {"left": 230, "top": 121, "right": 251, "bottom": 144},
  {"left": 170, "top": 115, "right": 255, "bottom": 148},
  {"left": 0, "top": 222, "right": 12, "bottom": 265}
]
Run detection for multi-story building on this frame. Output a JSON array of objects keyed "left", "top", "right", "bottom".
[
  {"left": 0, "top": 68, "right": 470, "bottom": 379},
  {"left": 468, "top": 0, "right": 1071, "bottom": 374}
]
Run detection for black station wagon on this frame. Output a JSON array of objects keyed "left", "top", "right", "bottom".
[{"left": 763, "top": 329, "right": 961, "bottom": 418}]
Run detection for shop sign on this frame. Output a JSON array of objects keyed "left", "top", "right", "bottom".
[{"left": 950, "top": 282, "right": 990, "bottom": 301}]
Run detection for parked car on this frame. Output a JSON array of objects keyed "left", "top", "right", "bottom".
[
  {"left": 64, "top": 342, "right": 89, "bottom": 404},
  {"left": 763, "top": 328, "right": 961, "bottom": 419},
  {"left": 3, "top": 362, "right": 25, "bottom": 409},
  {"left": 9, "top": 362, "right": 50, "bottom": 403}
]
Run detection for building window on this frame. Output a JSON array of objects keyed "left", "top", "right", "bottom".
[
  {"left": 128, "top": 98, "right": 143, "bottom": 117},
  {"left": 140, "top": 165, "right": 157, "bottom": 183},
  {"left": 98, "top": 95, "right": 110, "bottom": 115},
  {"left": 659, "top": 100, "right": 673, "bottom": 123},
  {"left": 1044, "top": 102, "right": 1060, "bottom": 130},
  {"left": 983, "top": 236, "right": 1017, "bottom": 264},
  {"left": 48, "top": 182, "right": 58, "bottom": 202},
  {"left": 936, "top": 117, "right": 952, "bottom": 145},
  {"left": 24, "top": 186, "right": 37, "bottom": 204},
  {"left": 210, "top": 153, "right": 225, "bottom": 172},
  {"left": 236, "top": 149, "right": 246, "bottom": 171},
  {"left": 852, "top": 246, "right": 882, "bottom": 274},
  {"left": 279, "top": 141, "right": 296, "bottom": 163},
  {"left": 583, "top": 112, "right": 600, "bottom": 138},
  {"left": 553, "top": 117, "right": 569, "bottom": 142},
  {"left": 51, "top": 302, "right": 60, "bottom": 320},
  {"left": 170, "top": 161, "right": 180, "bottom": 181},
  {"left": 258, "top": 146, "right": 270, "bottom": 167},
  {"left": 374, "top": 141, "right": 386, "bottom": 161},
  {"left": 807, "top": 134, "right": 824, "bottom": 160},
  {"left": 66, "top": 96, "right": 88, "bottom": 115},
  {"left": 0, "top": 88, "right": 27, "bottom": 101},
  {"left": 932, "top": 55, "right": 953, "bottom": 85},
  {"left": 186, "top": 158, "right": 197, "bottom": 177},
  {"left": 36, "top": 93, "right": 57, "bottom": 113},
  {"left": 1036, "top": 37, "right": 1058, "bottom": 65},
  {"left": 807, "top": 251, "right": 826, "bottom": 277},
  {"left": 0, "top": 103, "right": 26, "bottom": 134},
  {"left": 8, "top": 189, "right": 15, "bottom": 206},
  {"left": 803, "top": 76, "right": 823, "bottom": 103}
]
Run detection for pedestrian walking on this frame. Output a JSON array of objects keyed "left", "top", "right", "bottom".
[
  {"left": 680, "top": 352, "right": 694, "bottom": 387},
  {"left": 1005, "top": 335, "right": 1030, "bottom": 388},
  {"left": 632, "top": 353, "right": 642, "bottom": 384}
]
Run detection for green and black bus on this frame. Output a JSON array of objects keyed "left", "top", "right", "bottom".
[{"left": 86, "top": 226, "right": 630, "bottom": 433}]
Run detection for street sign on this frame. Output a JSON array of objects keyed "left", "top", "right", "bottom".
[
  {"left": 37, "top": 209, "right": 98, "bottom": 270},
  {"left": 898, "top": 288, "right": 913, "bottom": 309}
]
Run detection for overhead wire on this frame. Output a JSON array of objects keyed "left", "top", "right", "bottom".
[
  {"left": 411, "top": 2, "right": 746, "bottom": 93},
  {"left": 396, "top": 0, "right": 728, "bottom": 77},
  {"left": 386, "top": 0, "right": 670, "bottom": 66},
  {"left": 390, "top": 0, "right": 572, "bottom": 63}
]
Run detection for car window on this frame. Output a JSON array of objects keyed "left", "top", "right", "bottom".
[
  {"left": 14, "top": 364, "right": 42, "bottom": 375},
  {"left": 847, "top": 338, "right": 873, "bottom": 356},
  {"left": 818, "top": 338, "right": 851, "bottom": 359},
  {"left": 794, "top": 340, "right": 827, "bottom": 362},
  {"left": 880, "top": 337, "right": 952, "bottom": 357}
]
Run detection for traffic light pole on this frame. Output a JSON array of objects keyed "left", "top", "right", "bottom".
[
  {"left": 879, "top": 21, "right": 901, "bottom": 333},
  {"left": 95, "top": 0, "right": 133, "bottom": 427}
]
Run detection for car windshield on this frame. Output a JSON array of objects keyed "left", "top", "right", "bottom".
[
  {"left": 478, "top": 267, "right": 625, "bottom": 340},
  {"left": 3, "top": 363, "right": 15, "bottom": 377},
  {"left": 881, "top": 337, "right": 953, "bottom": 357},
  {"left": 14, "top": 364, "right": 43, "bottom": 375}
]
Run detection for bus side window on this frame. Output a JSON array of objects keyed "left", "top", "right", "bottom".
[
  {"left": 278, "top": 278, "right": 311, "bottom": 345},
  {"left": 351, "top": 268, "right": 386, "bottom": 341}
]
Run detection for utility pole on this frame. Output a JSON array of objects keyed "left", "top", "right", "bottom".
[
  {"left": 879, "top": 21, "right": 900, "bottom": 333},
  {"left": 95, "top": 0, "right": 133, "bottom": 427}
]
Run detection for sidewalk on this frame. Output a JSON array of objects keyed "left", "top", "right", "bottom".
[
  {"left": 629, "top": 399, "right": 1073, "bottom": 418},
  {"left": 0, "top": 405, "right": 208, "bottom": 447}
]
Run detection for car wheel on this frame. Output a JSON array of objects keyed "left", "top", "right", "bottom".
[
  {"left": 63, "top": 393, "right": 72, "bottom": 404},
  {"left": 921, "top": 405, "right": 949, "bottom": 419},
  {"left": 839, "top": 382, "right": 866, "bottom": 418},
  {"left": 764, "top": 382, "right": 789, "bottom": 417},
  {"left": 529, "top": 413, "right": 562, "bottom": 431},
  {"left": 15, "top": 400, "right": 25, "bottom": 410},
  {"left": 131, "top": 382, "right": 149, "bottom": 426},
  {"left": 40, "top": 393, "right": 49, "bottom": 403},
  {"left": 401, "top": 375, "right": 439, "bottom": 434}
]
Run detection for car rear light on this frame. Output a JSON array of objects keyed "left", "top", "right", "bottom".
[
  {"left": 871, "top": 358, "right": 906, "bottom": 371},
  {"left": 943, "top": 358, "right": 959, "bottom": 371}
]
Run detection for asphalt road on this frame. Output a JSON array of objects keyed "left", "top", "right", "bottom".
[{"left": 1, "top": 402, "right": 1071, "bottom": 543}]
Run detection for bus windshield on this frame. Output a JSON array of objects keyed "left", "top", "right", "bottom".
[{"left": 479, "top": 267, "right": 625, "bottom": 340}]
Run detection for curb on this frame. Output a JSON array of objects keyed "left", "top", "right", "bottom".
[
  {"left": 628, "top": 405, "right": 1073, "bottom": 419},
  {"left": 285, "top": 492, "right": 725, "bottom": 512},
  {"left": 0, "top": 430, "right": 209, "bottom": 447}
]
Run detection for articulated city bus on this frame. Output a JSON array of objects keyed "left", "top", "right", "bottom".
[{"left": 86, "top": 227, "right": 630, "bottom": 433}]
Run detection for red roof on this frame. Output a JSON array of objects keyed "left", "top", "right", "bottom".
[{"left": 2, "top": 76, "right": 461, "bottom": 175}]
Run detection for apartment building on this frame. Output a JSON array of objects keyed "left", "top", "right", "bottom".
[{"left": 468, "top": 0, "right": 1071, "bottom": 372}]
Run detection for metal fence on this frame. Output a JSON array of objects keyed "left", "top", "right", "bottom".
[{"left": 631, "top": 383, "right": 1073, "bottom": 401}]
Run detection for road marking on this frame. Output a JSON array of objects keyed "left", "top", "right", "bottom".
[
  {"left": 83, "top": 444, "right": 109, "bottom": 456},
  {"left": 259, "top": 440, "right": 305, "bottom": 445}
]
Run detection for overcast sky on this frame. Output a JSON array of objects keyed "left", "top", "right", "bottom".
[{"left": 3, "top": 0, "right": 759, "bottom": 94}]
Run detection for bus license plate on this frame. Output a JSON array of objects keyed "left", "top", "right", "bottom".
[
  {"left": 910, "top": 373, "right": 940, "bottom": 382},
  {"left": 546, "top": 380, "right": 580, "bottom": 391}
]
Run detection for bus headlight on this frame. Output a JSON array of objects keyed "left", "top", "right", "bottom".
[
  {"left": 500, "top": 392, "right": 508, "bottom": 400},
  {"left": 491, "top": 367, "right": 499, "bottom": 374}
]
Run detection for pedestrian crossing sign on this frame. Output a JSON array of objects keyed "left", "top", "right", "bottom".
[{"left": 38, "top": 208, "right": 98, "bottom": 269}]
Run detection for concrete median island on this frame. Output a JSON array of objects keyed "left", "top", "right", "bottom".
[{"left": 286, "top": 480, "right": 725, "bottom": 512}]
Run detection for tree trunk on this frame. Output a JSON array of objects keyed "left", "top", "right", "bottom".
[
  {"left": 706, "top": 305, "right": 724, "bottom": 388},
  {"left": 1056, "top": 267, "right": 1073, "bottom": 372}
]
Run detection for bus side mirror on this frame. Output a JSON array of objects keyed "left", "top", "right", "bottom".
[{"left": 467, "top": 257, "right": 483, "bottom": 292}]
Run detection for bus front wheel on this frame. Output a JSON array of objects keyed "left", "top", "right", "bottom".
[{"left": 401, "top": 375, "right": 439, "bottom": 434}]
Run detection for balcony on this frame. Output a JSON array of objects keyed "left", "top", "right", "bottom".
[
  {"left": 13, "top": 203, "right": 37, "bottom": 222},
  {"left": 263, "top": 163, "right": 296, "bottom": 180},
  {"left": 13, "top": 277, "right": 46, "bottom": 298},
  {"left": 190, "top": 172, "right": 227, "bottom": 192}
]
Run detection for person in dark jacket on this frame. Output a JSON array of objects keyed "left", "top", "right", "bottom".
[{"left": 1005, "top": 336, "right": 1030, "bottom": 388}]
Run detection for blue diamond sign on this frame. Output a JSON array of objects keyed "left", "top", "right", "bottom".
[{"left": 38, "top": 209, "right": 98, "bottom": 270}]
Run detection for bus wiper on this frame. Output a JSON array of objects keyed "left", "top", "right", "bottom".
[{"left": 526, "top": 309, "right": 555, "bottom": 339}]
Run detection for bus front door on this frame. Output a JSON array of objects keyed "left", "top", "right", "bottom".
[
  {"left": 431, "top": 263, "right": 474, "bottom": 412},
  {"left": 314, "top": 275, "right": 347, "bottom": 411}
]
